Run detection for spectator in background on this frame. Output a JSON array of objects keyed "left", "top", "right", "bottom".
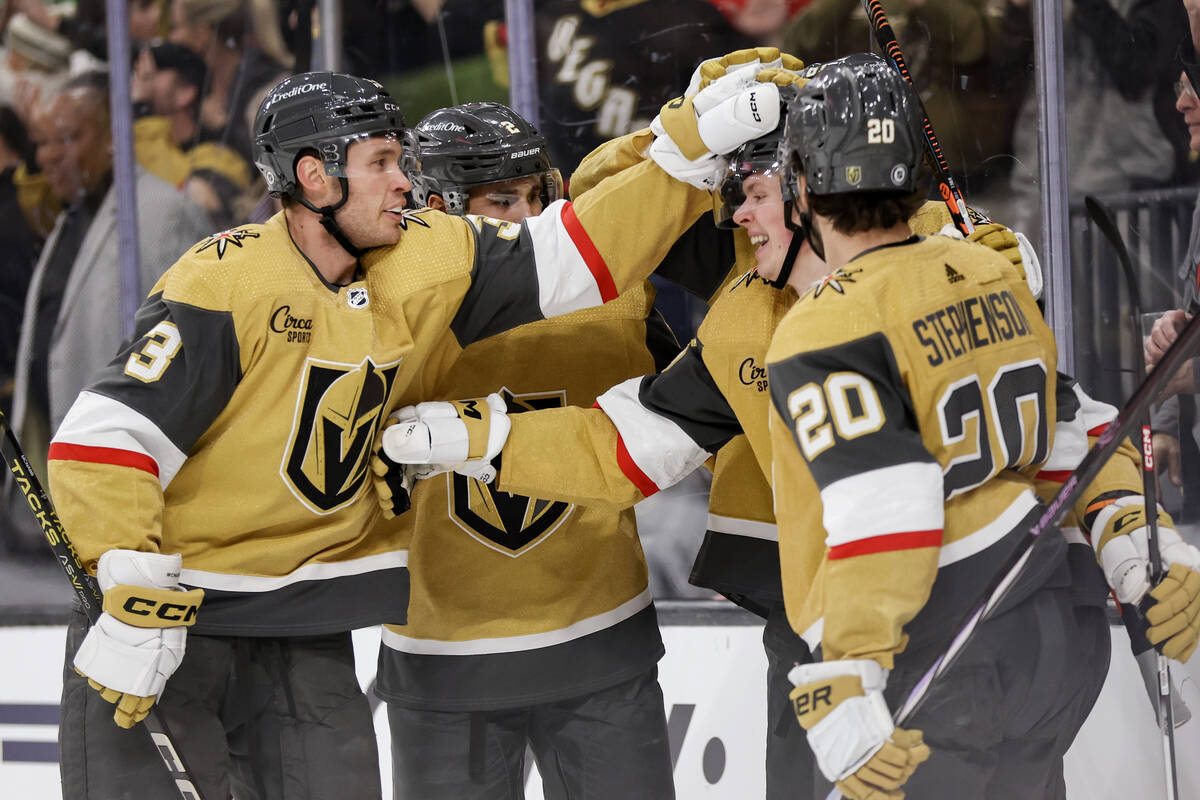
[
  {"left": 512, "top": 0, "right": 746, "bottom": 176},
  {"left": 1, "top": 72, "right": 211, "bottom": 553},
  {"left": 708, "top": 0, "right": 809, "bottom": 46},
  {"left": 1001, "top": 0, "right": 1189, "bottom": 235},
  {"left": 0, "top": 11, "right": 71, "bottom": 110},
  {"left": 782, "top": 0, "right": 1009, "bottom": 197},
  {"left": 169, "top": 0, "right": 288, "bottom": 165},
  {"left": 1147, "top": 0, "right": 1200, "bottom": 546},
  {"left": 9, "top": 0, "right": 172, "bottom": 59},
  {"left": 132, "top": 39, "right": 252, "bottom": 227},
  {"left": 0, "top": 105, "right": 42, "bottom": 420}
]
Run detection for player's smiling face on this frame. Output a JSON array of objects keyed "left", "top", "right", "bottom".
[
  {"left": 732, "top": 172, "right": 792, "bottom": 280},
  {"left": 335, "top": 135, "right": 415, "bottom": 248}
]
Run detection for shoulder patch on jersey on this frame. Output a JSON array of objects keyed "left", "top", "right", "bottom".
[
  {"left": 806, "top": 267, "right": 863, "bottom": 300},
  {"left": 195, "top": 227, "right": 261, "bottom": 259},
  {"left": 966, "top": 205, "right": 992, "bottom": 226},
  {"left": 394, "top": 207, "right": 432, "bottom": 231},
  {"left": 727, "top": 268, "right": 773, "bottom": 293}
]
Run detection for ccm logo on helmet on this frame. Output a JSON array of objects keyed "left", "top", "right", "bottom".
[
  {"left": 268, "top": 81, "right": 327, "bottom": 107},
  {"left": 121, "top": 595, "right": 200, "bottom": 624}
]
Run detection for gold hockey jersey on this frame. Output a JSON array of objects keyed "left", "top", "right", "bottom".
[
  {"left": 767, "top": 234, "right": 1064, "bottom": 666},
  {"left": 46, "top": 155, "right": 710, "bottom": 637},
  {"left": 377, "top": 280, "right": 669, "bottom": 710}
]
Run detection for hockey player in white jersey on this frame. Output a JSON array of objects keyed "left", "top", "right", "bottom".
[
  {"left": 44, "top": 67, "right": 778, "bottom": 798},
  {"left": 373, "top": 101, "right": 678, "bottom": 800}
]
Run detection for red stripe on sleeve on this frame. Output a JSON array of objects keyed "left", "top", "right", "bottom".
[
  {"left": 615, "top": 435, "right": 660, "bottom": 499},
  {"left": 828, "top": 529, "right": 943, "bottom": 560},
  {"left": 48, "top": 443, "right": 159, "bottom": 477},
  {"left": 1035, "top": 469, "right": 1073, "bottom": 482},
  {"left": 560, "top": 202, "right": 617, "bottom": 302}
]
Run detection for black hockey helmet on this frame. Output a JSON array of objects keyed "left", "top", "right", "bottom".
[
  {"left": 253, "top": 71, "right": 410, "bottom": 198},
  {"left": 410, "top": 101, "right": 562, "bottom": 215},
  {"left": 714, "top": 79, "right": 810, "bottom": 230},
  {"left": 781, "top": 53, "right": 923, "bottom": 198}
]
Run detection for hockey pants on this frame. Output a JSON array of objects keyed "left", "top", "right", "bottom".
[
  {"left": 59, "top": 604, "right": 382, "bottom": 800},
  {"left": 387, "top": 667, "right": 675, "bottom": 800},
  {"left": 802, "top": 584, "right": 1111, "bottom": 800}
]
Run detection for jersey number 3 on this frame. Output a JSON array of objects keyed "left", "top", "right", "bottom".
[{"left": 124, "top": 321, "right": 182, "bottom": 383}]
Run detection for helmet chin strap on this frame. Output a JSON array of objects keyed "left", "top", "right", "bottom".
[
  {"left": 767, "top": 198, "right": 804, "bottom": 290},
  {"left": 297, "top": 177, "right": 365, "bottom": 259},
  {"left": 798, "top": 192, "right": 826, "bottom": 263}
]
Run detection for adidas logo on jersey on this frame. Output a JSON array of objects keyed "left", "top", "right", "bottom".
[{"left": 945, "top": 264, "right": 964, "bottom": 284}]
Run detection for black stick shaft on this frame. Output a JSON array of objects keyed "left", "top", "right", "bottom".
[
  {"left": 860, "top": 0, "right": 974, "bottom": 237},
  {"left": 1084, "top": 195, "right": 1178, "bottom": 798},
  {"left": 0, "top": 412, "right": 206, "bottom": 800}
]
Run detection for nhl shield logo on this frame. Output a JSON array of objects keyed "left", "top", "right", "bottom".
[
  {"left": 282, "top": 356, "right": 400, "bottom": 514},
  {"left": 448, "top": 387, "right": 573, "bottom": 556},
  {"left": 347, "top": 287, "right": 369, "bottom": 309},
  {"left": 845, "top": 166, "right": 862, "bottom": 186}
]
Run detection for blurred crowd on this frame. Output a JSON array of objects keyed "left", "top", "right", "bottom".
[{"left": 0, "top": 0, "right": 1197, "bottom": 585}]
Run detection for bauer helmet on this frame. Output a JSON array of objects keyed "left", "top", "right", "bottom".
[
  {"left": 780, "top": 53, "right": 923, "bottom": 198},
  {"left": 253, "top": 72, "right": 411, "bottom": 197},
  {"left": 410, "top": 102, "right": 562, "bottom": 215}
]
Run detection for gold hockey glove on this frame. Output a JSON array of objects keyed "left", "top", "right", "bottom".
[
  {"left": 687, "top": 46, "right": 805, "bottom": 93},
  {"left": 789, "top": 659, "right": 929, "bottom": 798},
  {"left": 73, "top": 550, "right": 203, "bottom": 728},
  {"left": 370, "top": 450, "right": 414, "bottom": 519},
  {"left": 1145, "top": 562, "right": 1200, "bottom": 662}
]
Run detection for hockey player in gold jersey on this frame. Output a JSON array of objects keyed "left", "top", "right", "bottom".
[
  {"left": 764, "top": 53, "right": 1117, "bottom": 799},
  {"left": 373, "top": 101, "right": 677, "bottom": 800},
  {"left": 43, "top": 66, "right": 780, "bottom": 798},
  {"left": 383, "top": 53, "right": 1200, "bottom": 800}
]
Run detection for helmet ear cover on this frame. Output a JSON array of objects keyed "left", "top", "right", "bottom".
[{"left": 409, "top": 101, "right": 560, "bottom": 217}]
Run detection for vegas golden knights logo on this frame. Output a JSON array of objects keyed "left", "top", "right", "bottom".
[
  {"left": 283, "top": 356, "right": 400, "bottom": 514},
  {"left": 449, "top": 387, "right": 573, "bottom": 555}
]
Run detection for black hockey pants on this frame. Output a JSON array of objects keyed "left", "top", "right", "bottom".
[
  {"left": 794, "top": 582, "right": 1111, "bottom": 800},
  {"left": 59, "top": 604, "right": 382, "bottom": 800},
  {"left": 387, "top": 667, "right": 675, "bottom": 799}
]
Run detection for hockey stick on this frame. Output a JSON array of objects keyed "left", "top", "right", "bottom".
[
  {"left": 860, "top": 0, "right": 974, "bottom": 237},
  {"left": 821, "top": 309, "right": 1200, "bottom": 799},
  {"left": 0, "top": 411, "right": 205, "bottom": 800},
  {"left": 1086, "top": 194, "right": 1181, "bottom": 798}
]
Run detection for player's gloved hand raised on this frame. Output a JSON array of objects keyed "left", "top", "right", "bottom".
[
  {"left": 649, "top": 63, "right": 785, "bottom": 191},
  {"left": 381, "top": 393, "right": 510, "bottom": 485},
  {"left": 685, "top": 46, "right": 805, "bottom": 95},
  {"left": 1095, "top": 497, "right": 1200, "bottom": 661},
  {"left": 789, "top": 659, "right": 930, "bottom": 800},
  {"left": 73, "top": 550, "right": 204, "bottom": 729}
]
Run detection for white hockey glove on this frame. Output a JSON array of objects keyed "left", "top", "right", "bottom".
[
  {"left": 1095, "top": 496, "right": 1200, "bottom": 661},
  {"left": 73, "top": 550, "right": 204, "bottom": 729},
  {"left": 380, "top": 393, "right": 510, "bottom": 485},
  {"left": 789, "top": 659, "right": 930, "bottom": 800},
  {"left": 649, "top": 69, "right": 781, "bottom": 191}
]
